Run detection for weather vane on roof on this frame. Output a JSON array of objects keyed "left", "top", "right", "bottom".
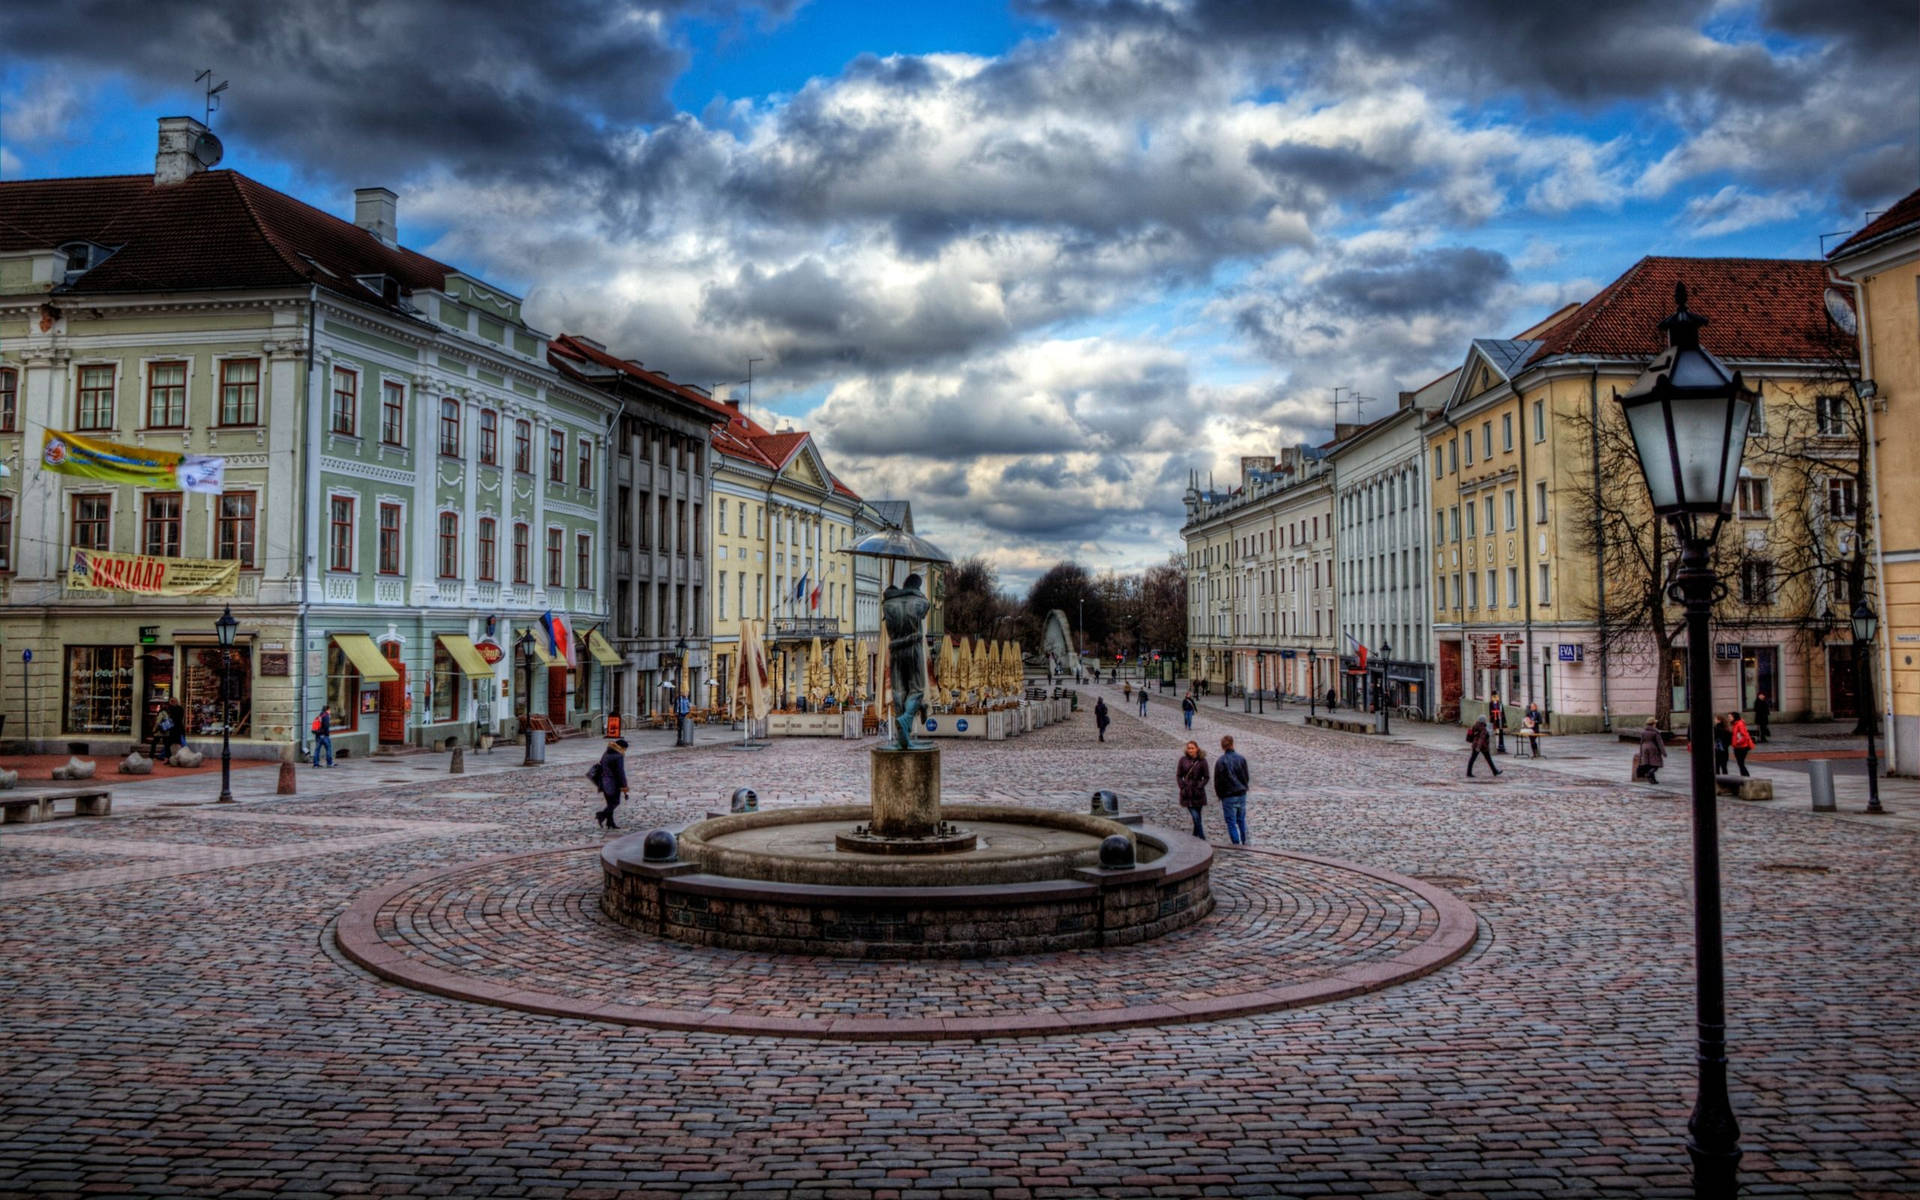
[{"left": 195, "top": 69, "right": 229, "bottom": 127}]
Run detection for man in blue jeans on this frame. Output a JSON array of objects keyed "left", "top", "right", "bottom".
[
  {"left": 311, "top": 704, "right": 335, "bottom": 767},
  {"left": 1182, "top": 692, "right": 1197, "bottom": 731},
  {"left": 1213, "top": 734, "right": 1250, "bottom": 844}
]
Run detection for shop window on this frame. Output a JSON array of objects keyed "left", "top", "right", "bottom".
[
  {"left": 327, "top": 643, "right": 362, "bottom": 733},
  {"left": 431, "top": 642, "right": 461, "bottom": 722},
  {"left": 65, "top": 645, "right": 135, "bottom": 734},
  {"left": 146, "top": 361, "right": 187, "bottom": 428},
  {"left": 182, "top": 644, "right": 251, "bottom": 737},
  {"left": 219, "top": 358, "right": 260, "bottom": 426}
]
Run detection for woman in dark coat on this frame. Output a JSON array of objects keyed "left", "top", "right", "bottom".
[
  {"left": 1176, "top": 740, "right": 1209, "bottom": 838},
  {"left": 1094, "top": 697, "right": 1111, "bottom": 742},
  {"left": 1634, "top": 718, "right": 1667, "bottom": 784},
  {"left": 593, "top": 738, "right": 630, "bottom": 829}
]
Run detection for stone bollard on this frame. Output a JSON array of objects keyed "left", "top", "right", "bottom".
[
  {"left": 276, "top": 761, "right": 297, "bottom": 795},
  {"left": 449, "top": 745, "right": 465, "bottom": 775},
  {"left": 1807, "top": 759, "right": 1836, "bottom": 812}
]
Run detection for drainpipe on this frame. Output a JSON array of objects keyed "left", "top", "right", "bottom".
[
  {"left": 1516, "top": 383, "right": 1535, "bottom": 714},
  {"left": 296, "top": 285, "right": 318, "bottom": 758},
  {"left": 1589, "top": 366, "right": 1611, "bottom": 732},
  {"left": 1841, "top": 275, "right": 1896, "bottom": 772}
]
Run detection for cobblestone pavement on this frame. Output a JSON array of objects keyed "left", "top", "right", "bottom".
[{"left": 1, "top": 689, "right": 1916, "bottom": 1197}]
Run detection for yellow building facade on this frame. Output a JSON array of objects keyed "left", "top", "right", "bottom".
[{"left": 1831, "top": 189, "right": 1920, "bottom": 773}]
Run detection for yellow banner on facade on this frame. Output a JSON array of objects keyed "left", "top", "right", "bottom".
[
  {"left": 68, "top": 550, "right": 239, "bottom": 597},
  {"left": 42, "top": 429, "right": 225, "bottom": 493}
]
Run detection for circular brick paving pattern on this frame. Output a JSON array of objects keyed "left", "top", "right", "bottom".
[{"left": 337, "top": 840, "right": 1477, "bottom": 1039}]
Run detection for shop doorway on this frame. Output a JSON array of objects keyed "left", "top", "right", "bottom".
[
  {"left": 1826, "top": 645, "right": 1860, "bottom": 719},
  {"left": 1740, "top": 645, "right": 1779, "bottom": 714},
  {"left": 547, "top": 665, "right": 569, "bottom": 724},
  {"left": 378, "top": 642, "right": 408, "bottom": 744},
  {"left": 1438, "top": 641, "right": 1462, "bottom": 722}
]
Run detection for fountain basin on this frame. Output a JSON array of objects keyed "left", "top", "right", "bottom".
[{"left": 601, "top": 804, "right": 1214, "bottom": 959}]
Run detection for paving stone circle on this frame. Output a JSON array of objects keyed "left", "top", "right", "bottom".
[{"left": 335, "top": 837, "right": 1478, "bottom": 1039}]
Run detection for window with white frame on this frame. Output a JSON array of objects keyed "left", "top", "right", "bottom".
[
  {"left": 328, "top": 497, "right": 354, "bottom": 570},
  {"left": 331, "top": 367, "right": 358, "bottom": 435},
  {"left": 1502, "top": 413, "right": 1513, "bottom": 452},
  {"left": 1816, "top": 394, "right": 1848, "bottom": 437},
  {"left": 1827, "top": 476, "right": 1858, "bottom": 520},
  {"left": 1537, "top": 563, "right": 1551, "bottom": 604},
  {"left": 1740, "top": 558, "right": 1775, "bottom": 605},
  {"left": 219, "top": 358, "right": 260, "bottom": 426},
  {"left": 1532, "top": 398, "right": 1545, "bottom": 442},
  {"left": 146, "top": 361, "right": 187, "bottom": 428},
  {"left": 77, "top": 364, "right": 116, "bottom": 430},
  {"left": 1503, "top": 489, "right": 1516, "bottom": 531},
  {"left": 381, "top": 381, "right": 406, "bottom": 445},
  {"left": 1737, "top": 476, "right": 1770, "bottom": 518},
  {"left": 1506, "top": 566, "right": 1518, "bottom": 607},
  {"left": 1535, "top": 480, "right": 1548, "bottom": 523}
]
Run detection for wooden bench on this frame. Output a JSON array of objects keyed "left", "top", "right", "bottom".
[
  {"left": 1715, "top": 775, "right": 1773, "bottom": 801},
  {"left": 1, "top": 787, "right": 113, "bottom": 824}
]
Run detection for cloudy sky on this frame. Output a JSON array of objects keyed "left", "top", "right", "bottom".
[{"left": 3, "top": 0, "right": 1913, "bottom": 588}]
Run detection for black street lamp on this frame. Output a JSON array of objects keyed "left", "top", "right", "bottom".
[
  {"left": 1852, "top": 599, "right": 1883, "bottom": 814},
  {"left": 1378, "top": 641, "right": 1393, "bottom": 735},
  {"left": 214, "top": 605, "right": 237, "bottom": 804},
  {"left": 1616, "top": 281, "right": 1751, "bottom": 1197}
]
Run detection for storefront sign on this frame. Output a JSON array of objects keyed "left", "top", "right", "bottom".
[
  {"left": 1714, "top": 643, "right": 1741, "bottom": 661},
  {"left": 474, "top": 640, "right": 505, "bottom": 665},
  {"left": 68, "top": 550, "right": 239, "bottom": 597},
  {"left": 259, "top": 652, "right": 290, "bottom": 677},
  {"left": 1557, "top": 644, "right": 1585, "bottom": 663},
  {"left": 1470, "top": 634, "right": 1504, "bottom": 670},
  {"left": 42, "top": 429, "right": 224, "bottom": 493}
]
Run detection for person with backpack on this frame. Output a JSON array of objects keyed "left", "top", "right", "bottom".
[
  {"left": 591, "top": 737, "right": 630, "bottom": 829},
  {"left": 1728, "top": 712, "right": 1755, "bottom": 777},
  {"left": 1212, "top": 734, "right": 1250, "bottom": 844},
  {"left": 311, "top": 704, "right": 335, "bottom": 768},
  {"left": 1176, "top": 740, "right": 1209, "bottom": 838},
  {"left": 1181, "top": 691, "right": 1197, "bottom": 731}
]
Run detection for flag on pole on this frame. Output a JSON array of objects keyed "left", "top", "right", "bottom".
[
  {"left": 542, "top": 610, "right": 574, "bottom": 664},
  {"left": 809, "top": 581, "right": 822, "bottom": 611}
]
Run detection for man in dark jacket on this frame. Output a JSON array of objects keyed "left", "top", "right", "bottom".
[
  {"left": 593, "top": 738, "right": 630, "bottom": 830},
  {"left": 1213, "top": 735, "right": 1250, "bottom": 845},
  {"left": 1181, "top": 692, "right": 1197, "bottom": 730},
  {"left": 1466, "top": 716, "right": 1500, "bottom": 778},
  {"left": 1094, "top": 697, "right": 1111, "bottom": 742},
  {"left": 1752, "top": 691, "right": 1771, "bottom": 742}
]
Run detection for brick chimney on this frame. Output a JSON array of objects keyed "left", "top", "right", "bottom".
[
  {"left": 354, "top": 187, "right": 398, "bottom": 245},
  {"left": 154, "top": 116, "right": 216, "bottom": 186}
]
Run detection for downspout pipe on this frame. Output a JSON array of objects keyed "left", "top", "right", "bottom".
[
  {"left": 1840, "top": 275, "right": 1896, "bottom": 771},
  {"left": 296, "top": 285, "right": 318, "bottom": 759},
  {"left": 1590, "top": 366, "right": 1611, "bottom": 732},
  {"left": 1516, "top": 384, "right": 1535, "bottom": 713}
]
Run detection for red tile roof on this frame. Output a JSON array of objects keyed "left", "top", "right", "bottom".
[
  {"left": 0, "top": 170, "right": 451, "bottom": 305},
  {"left": 1525, "top": 256, "right": 1841, "bottom": 366},
  {"left": 1829, "top": 188, "right": 1920, "bottom": 259},
  {"left": 831, "top": 475, "right": 862, "bottom": 501},
  {"left": 548, "top": 333, "right": 733, "bottom": 421}
]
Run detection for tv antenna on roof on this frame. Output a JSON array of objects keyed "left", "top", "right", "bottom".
[{"left": 195, "top": 69, "right": 230, "bottom": 127}]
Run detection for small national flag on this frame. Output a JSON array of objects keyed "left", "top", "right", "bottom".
[{"left": 541, "top": 610, "right": 574, "bottom": 664}]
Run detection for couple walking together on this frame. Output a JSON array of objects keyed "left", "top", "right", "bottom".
[{"left": 1176, "top": 735, "right": 1251, "bottom": 844}]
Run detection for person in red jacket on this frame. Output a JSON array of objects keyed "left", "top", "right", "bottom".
[{"left": 1728, "top": 713, "right": 1755, "bottom": 777}]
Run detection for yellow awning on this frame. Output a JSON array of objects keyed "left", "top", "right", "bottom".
[
  {"left": 586, "top": 629, "right": 622, "bottom": 667},
  {"left": 527, "top": 638, "right": 556, "bottom": 666},
  {"left": 330, "top": 633, "right": 399, "bottom": 683},
  {"left": 437, "top": 634, "right": 494, "bottom": 679}
]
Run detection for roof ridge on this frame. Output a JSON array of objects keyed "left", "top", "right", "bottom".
[{"left": 223, "top": 173, "right": 314, "bottom": 285}]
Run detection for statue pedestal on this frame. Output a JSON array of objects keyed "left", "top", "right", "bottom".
[
  {"left": 836, "top": 746, "right": 976, "bottom": 855},
  {"left": 869, "top": 746, "right": 941, "bottom": 837}
]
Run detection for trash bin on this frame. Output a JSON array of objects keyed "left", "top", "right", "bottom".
[
  {"left": 523, "top": 728, "right": 546, "bottom": 765},
  {"left": 678, "top": 715, "right": 694, "bottom": 746},
  {"left": 1807, "top": 758, "right": 1835, "bottom": 812}
]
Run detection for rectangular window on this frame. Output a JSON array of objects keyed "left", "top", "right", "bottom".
[
  {"left": 1468, "top": 571, "right": 1479, "bottom": 608},
  {"left": 548, "top": 431, "right": 565, "bottom": 481},
  {"left": 431, "top": 642, "right": 462, "bottom": 723},
  {"left": 146, "top": 361, "right": 187, "bottom": 428},
  {"left": 546, "top": 528, "right": 563, "bottom": 586},
  {"left": 1482, "top": 422, "right": 1492, "bottom": 459},
  {"left": 1486, "top": 568, "right": 1498, "bottom": 609},
  {"left": 1435, "top": 511, "right": 1446, "bottom": 544},
  {"left": 1535, "top": 480, "right": 1548, "bottom": 523},
  {"left": 439, "top": 399, "right": 461, "bottom": 457},
  {"left": 1737, "top": 476, "right": 1770, "bottom": 518},
  {"left": 71, "top": 493, "right": 111, "bottom": 551},
  {"left": 1503, "top": 489, "right": 1516, "bottom": 531},
  {"left": 1827, "top": 476, "right": 1858, "bottom": 520},
  {"left": 1748, "top": 392, "right": 1766, "bottom": 435},
  {"left": 719, "top": 570, "right": 728, "bottom": 621},
  {"left": 1433, "top": 446, "right": 1444, "bottom": 476},
  {"left": 512, "top": 523, "right": 530, "bottom": 584},
  {"left": 219, "top": 358, "right": 260, "bottom": 426},
  {"left": 1533, "top": 398, "right": 1545, "bottom": 442},
  {"left": 0, "top": 495, "right": 11, "bottom": 571},
  {"left": 213, "top": 491, "right": 256, "bottom": 569},
  {"left": 717, "top": 499, "right": 727, "bottom": 539},
  {"left": 617, "top": 487, "right": 633, "bottom": 548},
  {"left": 1464, "top": 502, "right": 1476, "bottom": 538},
  {"left": 1740, "top": 559, "right": 1775, "bottom": 605},
  {"left": 479, "top": 410, "right": 498, "bottom": 465},
  {"left": 514, "top": 420, "right": 532, "bottom": 472},
  {"left": 478, "top": 517, "right": 497, "bottom": 581},
  {"left": 142, "top": 492, "right": 182, "bottom": 557},
  {"left": 1448, "top": 439, "right": 1458, "bottom": 473},
  {"left": 381, "top": 381, "right": 406, "bottom": 445},
  {"left": 1462, "top": 433, "right": 1473, "bottom": 466},
  {"left": 576, "top": 533, "right": 591, "bottom": 589},
  {"left": 1817, "top": 394, "right": 1848, "bottom": 437},
  {"left": 0, "top": 367, "right": 16, "bottom": 432},
  {"left": 577, "top": 437, "right": 592, "bottom": 488},
  {"left": 1483, "top": 495, "right": 1495, "bottom": 535},
  {"left": 1537, "top": 563, "right": 1551, "bottom": 605},
  {"left": 77, "top": 364, "right": 116, "bottom": 430},
  {"left": 739, "top": 504, "right": 748, "bottom": 536},
  {"left": 330, "top": 367, "right": 358, "bottom": 435},
  {"left": 1507, "top": 566, "right": 1519, "bottom": 607},
  {"left": 329, "top": 497, "right": 354, "bottom": 570},
  {"left": 1502, "top": 413, "right": 1513, "bottom": 452},
  {"left": 65, "top": 645, "right": 135, "bottom": 735},
  {"left": 1452, "top": 573, "right": 1462, "bottom": 610},
  {"left": 437, "top": 513, "right": 459, "bottom": 578},
  {"left": 378, "top": 504, "right": 402, "bottom": 575}
]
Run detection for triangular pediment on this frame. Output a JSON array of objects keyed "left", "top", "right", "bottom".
[{"left": 781, "top": 439, "right": 830, "bottom": 492}]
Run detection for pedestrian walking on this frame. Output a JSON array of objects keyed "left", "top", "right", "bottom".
[
  {"left": 1752, "top": 691, "right": 1772, "bottom": 742},
  {"left": 1465, "top": 715, "right": 1500, "bottom": 778},
  {"left": 1123, "top": 681, "right": 1132, "bottom": 703},
  {"left": 1176, "top": 740, "right": 1209, "bottom": 839},
  {"left": 1181, "top": 692, "right": 1197, "bottom": 730},
  {"left": 1488, "top": 693, "right": 1507, "bottom": 754},
  {"left": 1711, "top": 715, "right": 1731, "bottom": 776},
  {"left": 1729, "top": 712, "right": 1755, "bottom": 776},
  {"left": 1094, "top": 697, "right": 1111, "bottom": 742},
  {"left": 590, "top": 737, "right": 630, "bottom": 829},
  {"left": 1633, "top": 718, "right": 1667, "bottom": 784},
  {"left": 311, "top": 704, "right": 335, "bottom": 767},
  {"left": 1213, "top": 735, "right": 1250, "bottom": 844},
  {"left": 1138, "top": 690, "right": 1149, "bottom": 718}
]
